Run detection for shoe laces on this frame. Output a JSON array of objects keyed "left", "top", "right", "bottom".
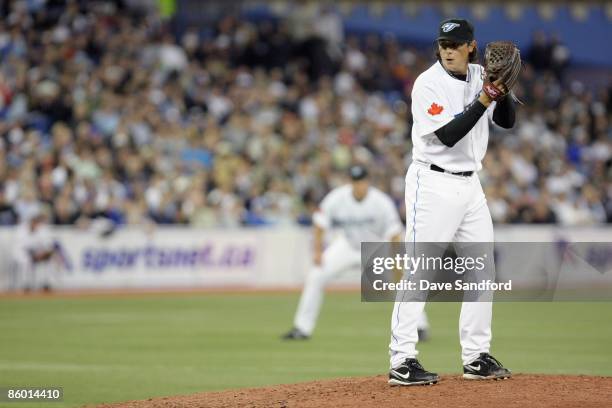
[
  {"left": 406, "top": 358, "right": 425, "bottom": 371},
  {"left": 480, "top": 353, "right": 503, "bottom": 367}
]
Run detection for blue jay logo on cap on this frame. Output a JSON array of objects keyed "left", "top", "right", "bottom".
[{"left": 441, "top": 22, "right": 460, "bottom": 32}]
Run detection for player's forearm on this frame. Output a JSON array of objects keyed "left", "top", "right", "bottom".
[
  {"left": 313, "top": 225, "right": 324, "bottom": 263},
  {"left": 434, "top": 100, "right": 487, "bottom": 147},
  {"left": 492, "top": 96, "right": 515, "bottom": 129},
  {"left": 313, "top": 225, "right": 323, "bottom": 248}
]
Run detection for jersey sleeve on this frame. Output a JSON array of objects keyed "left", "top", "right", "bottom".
[
  {"left": 312, "top": 191, "right": 335, "bottom": 229},
  {"left": 12, "top": 226, "right": 31, "bottom": 262},
  {"left": 411, "top": 78, "right": 454, "bottom": 138},
  {"left": 37, "top": 226, "right": 55, "bottom": 251}
]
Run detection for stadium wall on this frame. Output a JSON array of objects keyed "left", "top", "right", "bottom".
[
  {"left": 234, "top": 3, "right": 612, "bottom": 66},
  {"left": 0, "top": 226, "right": 610, "bottom": 292}
]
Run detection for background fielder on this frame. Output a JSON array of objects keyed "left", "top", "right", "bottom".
[
  {"left": 284, "top": 165, "right": 429, "bottom": 340},
  {"left": 388, "top": 18, "right": 515, "bottom": 385},
  {"left": 12, "top": 210, "right": 60, "bottom": 292}
]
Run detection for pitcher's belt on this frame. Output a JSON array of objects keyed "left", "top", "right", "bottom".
[{"left": 429, "top": 164, "right": 473, "bottom": 177}]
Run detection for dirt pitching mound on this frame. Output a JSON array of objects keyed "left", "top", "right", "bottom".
[{"left": 100, "top": 374, "right": 612, "bottom": 408}]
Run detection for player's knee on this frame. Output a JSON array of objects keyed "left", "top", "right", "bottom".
[{"left": 306, "top": 267, "right": 333, "bottom": 286}]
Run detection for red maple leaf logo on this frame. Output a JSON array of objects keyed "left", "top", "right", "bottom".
[{"left": 427, "top": 103, "right": 444, "bottom": 116}]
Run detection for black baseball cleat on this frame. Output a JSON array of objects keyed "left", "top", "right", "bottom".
[
  {"left": 463, "top": 352, "right": 512, "bottom": 380},
  {"left": 281, "top": 327, "right": 310, "bottom": 340},
  {"left": 389, "top": 358, "right": 439, "bottom": 386}
]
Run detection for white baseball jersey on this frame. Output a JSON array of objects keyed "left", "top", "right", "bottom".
[
  {"left": 312, "top": 185, "right": 403, "bottom": 249},
  {"left": 411, "top": 61, "right": 497, "bottom": 172},
  {"left": 14, "top": 224, "right": 54, "bottom": 261},
  {"left": 12, "top": 224, "right": 57, "bottom": 290}
]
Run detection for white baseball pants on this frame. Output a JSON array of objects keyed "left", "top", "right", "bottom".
[{"left": 389, "top": 161, "right": 494, "bottom": 367}]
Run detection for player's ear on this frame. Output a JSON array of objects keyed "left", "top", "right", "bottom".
[{"left": 468, "top": 40, "right": 479, "bottom": 63}]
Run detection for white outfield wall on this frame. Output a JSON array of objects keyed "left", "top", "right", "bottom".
[
  {"left": 0, "top": 226, "right": 610, "bottom": 292},
  {"left": 0, "top": 226, "right": 313, "bottom": 292}
]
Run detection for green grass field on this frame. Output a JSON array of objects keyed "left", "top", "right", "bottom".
[{"left": 1, "top": 293, "right": 611, "bottom": 407}]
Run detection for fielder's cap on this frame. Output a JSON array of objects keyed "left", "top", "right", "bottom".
[
  {"left": 349, "top": 165, "right": 368, "bottom": 181},
  {"left": 437, "top": 18, "right": 474, "bottom": 43}
]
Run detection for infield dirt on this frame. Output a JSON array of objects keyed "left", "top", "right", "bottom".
[{"left": 98, "top": 374, "right": 612, "bottom": 408}]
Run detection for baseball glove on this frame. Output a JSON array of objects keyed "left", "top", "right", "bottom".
[{"left": 483, "top": 41, "right": 522, "bottom": 101}]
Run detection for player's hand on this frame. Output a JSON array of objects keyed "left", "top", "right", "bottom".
[
  {"left": 495, "top": 79, "right": 508, "bottom": 94},
  {"left": 479, "top": 79, "right": 506, "bottom": 106}
]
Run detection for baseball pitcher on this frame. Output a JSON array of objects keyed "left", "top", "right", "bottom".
[{"left": 388, "top": 18, "right": 518, "bottom": 385}]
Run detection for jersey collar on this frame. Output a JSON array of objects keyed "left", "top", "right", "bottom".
[{"left": 437, "top": 60, "right": 470, "bottom": 82}]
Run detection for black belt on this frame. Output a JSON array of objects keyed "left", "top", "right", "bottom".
[{"left": 430, "top": 164, "right": 473, "bottom": 177}]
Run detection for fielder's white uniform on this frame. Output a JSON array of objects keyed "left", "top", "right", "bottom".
[
  {"left": 13, "top": 223, "right": 57, "bottom": 290},
  {"left": 293, "top": 184, "right": 415, "bottom": 335},
  {"left": 389, "top": 61, "right": 498, "bottom": 367}
]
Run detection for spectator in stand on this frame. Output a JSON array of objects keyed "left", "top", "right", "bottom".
[
  {"left": 0, "top": 2, "right": 609, "bottom": 230},
  {"left": 0, "top": 185, "right": 18, "bottom": 225}
]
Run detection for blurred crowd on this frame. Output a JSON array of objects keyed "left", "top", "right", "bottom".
[{"left": 0, "top": 2, "right": 610, "bottom": 228}]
